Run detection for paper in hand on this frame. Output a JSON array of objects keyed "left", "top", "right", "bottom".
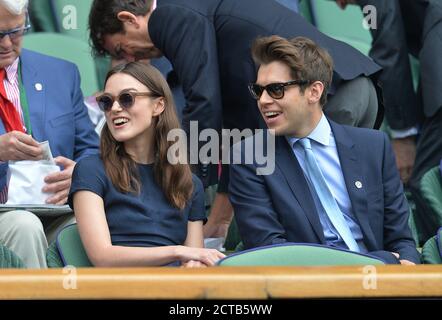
[{"left": 39, "top": 141, "right": 55, "bottom": 164}]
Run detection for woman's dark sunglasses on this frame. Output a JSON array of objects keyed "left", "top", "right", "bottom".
[
  {"left": 96, "top": 91, "right": 158, "bottom": 112},
  {"left": 248, "top": 80, "right": 309, "bottom": 100}
]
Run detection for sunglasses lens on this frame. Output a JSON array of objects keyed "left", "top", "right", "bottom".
[
  {"left": 267, "top": 84, "right": 284, "bottom": 99},
  {"left": 249, "top": 84, "right": 263, "bottom": 100},
  {"left": 97, "top": 95, "right": 114, "bottom": 111},
  {"left": 119, "top": 93, "right": 135, "bottom": 109}
]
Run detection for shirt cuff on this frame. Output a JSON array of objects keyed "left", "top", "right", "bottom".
[{"left": 390, "top": 126, "right": 419, "bottom": 139}]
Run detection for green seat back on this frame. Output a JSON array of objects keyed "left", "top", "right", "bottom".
[
  {"left": 51, "top": 0, "right": 93, "bottom": 43},
  {"left": 311, "top": 0, "right": 372, "bottom": 42},
  {"left": 332, "top": 36, "right": 371, "bottom": 56},
  {"left": 299, "top": 0, "right": 314, "bottom": 24},
  {"left": 23, "top": 32, "right": 99, "bottom": 97},
  {"left": 56, "top": 224, "right": 92, "bottom": 267},
  {"left": 408, "top": 207, "right": 420, "bottom": 247},
  {"left": 310, "top": 0, "right": 372, "bottom": 56},
  {"left": 420, "top": 166, "right": 442, "bottom": 228},
  {"left": 421, "top": 228, "right": 442, "bottom": 264},
  {"left": 0, "top": 245, "right": 25, "bottom": 268},
  {"left": 50, "top": 0, "right": 110, "bottom": 89},
  {"left": 46, "top": 242, "right": 64, "bottom": 268},
  {"left": 28, "top": 0, "right": 58, "bottom": 32},
  {"left": 218, "top": 243, "right": 385, "bottom": 266}
]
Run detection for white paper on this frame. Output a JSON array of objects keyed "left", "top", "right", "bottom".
[{"left": 6, "top": 141, "right": 59, "bottom": 205}]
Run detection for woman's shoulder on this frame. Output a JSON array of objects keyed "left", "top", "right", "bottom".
[
  {"left": 74, "top": 154, "right": 105, "bottom": 175},
  {"left": 191, "top": 174, "right": 204, "bottom": 194}
]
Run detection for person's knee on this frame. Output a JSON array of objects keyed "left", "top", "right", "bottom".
[{"left": 8, "top": 211, "right": 45, "bottom": 238}]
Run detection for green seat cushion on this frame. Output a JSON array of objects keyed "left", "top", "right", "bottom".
[
  {"left": 421, "top": 228, "right": 442, "bottom": 264},
  {"left": 46, "top": 242, "right": 64, "bottom": 268},
  {"left": 56, "top": 224, "right": 92, "bottom": 267},
  {"left": 420, "top": 166, "right": 442, "bottom": 228},
  {"left": 218, "top": 243, "right": 385, "bottom": 266}
]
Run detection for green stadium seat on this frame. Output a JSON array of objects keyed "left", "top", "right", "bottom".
[
  {"left": 28, "top": 0, "right": 58, "bottom": 33},
  {"left": 46, "top": 242, "right": 64, "bottom": 268},
  {"left": 51, "top": 224, "right": 92, "bottom": 267},
  {"left": 0, "top": 245, "right": 25, "bottom": 268},
  {"left": 23, "top": 32, "right": 99, "bottom": 96},
  {"left": 298, "top": 0, "right": 315, "bottom": 24},
  {"left": 420, "top": 166, "right": 442, "bottom": 231},
  {"left": 310, "top": 0, "right": 372, "bottom": 42},
  {"left": 421, "top": 228, "right": 442, "bottom": 264},
  {"left": 332, "top": 35, "right": 371, "bottom": 56},
  {"left": 51, "top": 0, "right": 93, "bottom": 43},
  {"left": 217, "top": 243, "right": 385, "bottom": 266},
  {"left": 51, "top": 0, "right": 110, "bottom": 89},
  {"left": 408, "top": 204, "right": 421, "bottom": 247},
  {"left": 309, "top": 0, "right": 372, "bottom": 56}
]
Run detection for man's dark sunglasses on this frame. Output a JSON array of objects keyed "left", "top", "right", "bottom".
[
  {"left": 0, "top": 24, "right": 31, "bottom": 40},
  {"left": 96, "top": 90, "right": 159, "bottom": 112},
  {"left": 248, "top": 80, "right": 309, "bottom": 100}
]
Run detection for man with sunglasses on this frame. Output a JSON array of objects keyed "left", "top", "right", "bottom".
[
  {"left": 88, "top": 0, "right": 382, "bottom": 241},
  {"left": 0, "top": 0, "right": 99, "bottom": 268},
  {"left": 229, "top": 35, "right": 420, "bottom": 265}
]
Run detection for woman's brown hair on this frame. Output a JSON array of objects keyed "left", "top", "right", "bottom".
[{"left": 100, "top": 62, "right": 193, "bottom": 210}]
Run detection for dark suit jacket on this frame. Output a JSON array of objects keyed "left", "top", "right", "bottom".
[
  {"left": 229, "top": 119, "right": 421, "bottom": 264},
  {"left": 357, "top": 0, "right": 442, "bottom": 129},
  {"left": 150, "top": 0, "right": 382, "bottom": 187}
]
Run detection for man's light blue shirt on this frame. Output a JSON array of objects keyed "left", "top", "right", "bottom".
[{"left": 287, "top": 114, "right": 367, "bottom": 252}]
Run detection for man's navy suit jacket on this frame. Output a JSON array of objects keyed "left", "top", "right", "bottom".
[
  {"left": 229, "top": 120, "right": 420, "bottom": 264},
  {"left": 150, "top": 0, "right": 382, "bottom": 186}
]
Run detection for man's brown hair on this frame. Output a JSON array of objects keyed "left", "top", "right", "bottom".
[{"left": 251, "top": 35, "right": 334, "bottom": 106}]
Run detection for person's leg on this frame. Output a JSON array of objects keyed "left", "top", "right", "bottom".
[
  {"left": 324, "top": 76, "right": 378, "bottom": 128},
  {"left": 44, "top": 213, "right": 76, "bottom": 245},
  {"left": 0, "top": 211, "right": 48, "bottom": 268}
]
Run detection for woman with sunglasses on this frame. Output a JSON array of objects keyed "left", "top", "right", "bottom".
[{"left": 68, "top": 62, "right": 225, "bottom": 267}]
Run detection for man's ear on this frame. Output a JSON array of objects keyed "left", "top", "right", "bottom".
[
  {"left": 117, "top": 11, "right": 140, "bottom": 28},
  {"left": 307, "top": 81, "right": 325, "bottom": 104},
  {"left": 152, "top": 97, "right": 166, "bottom": 116}
]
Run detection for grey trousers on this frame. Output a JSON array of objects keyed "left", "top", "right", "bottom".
[
  {"left": 324, "top": 76, "right": 379, "bottom": 129},
  {"left": 0, "top": 211, "right": 75, "bottom": 269}
]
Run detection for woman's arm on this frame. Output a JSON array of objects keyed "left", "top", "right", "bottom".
[
  {"left": 184, "top": 220, "right": 205, "bottom": 248},
  {"left": 74, "top": 191, "right": 225, "bottom": 267}
]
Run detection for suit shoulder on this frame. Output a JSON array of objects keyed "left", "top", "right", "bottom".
[
  {"left": 21, "top": 49, "right": 78, "bottom": 71},
  {"left": 339, "top": 124, "right": 387, "bottom": 142}
]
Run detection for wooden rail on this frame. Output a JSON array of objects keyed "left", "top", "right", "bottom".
[{"left": 0, "top": 265, "right": 441, "bottom": 299}]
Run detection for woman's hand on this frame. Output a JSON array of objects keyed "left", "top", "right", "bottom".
[{"left": 176, "top": 247, "right": 226, "bottom": 266}]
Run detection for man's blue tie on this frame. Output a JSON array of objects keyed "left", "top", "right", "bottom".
[{"left": 298, "top": 138, "right": 360, "bottom": 252}]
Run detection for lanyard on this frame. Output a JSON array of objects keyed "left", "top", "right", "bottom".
[{"left": 18, "top": 62, "right": 32, "bottom": 136}]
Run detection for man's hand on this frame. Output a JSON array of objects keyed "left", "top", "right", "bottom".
[
  {"left": 391, "top": 252, "right": 416, "bottom": 265},
  {"left": 203, "top": 193, "right": 233, "bottom": 239},
  {"left": 391, "top": 136, "right": 416, "bottom": 185},
  {"left": 43, "top": 156, "right": 76, "bottom": 205},
  {"left": 0, "top": 131, "right": 43, "bottom": 162}
]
